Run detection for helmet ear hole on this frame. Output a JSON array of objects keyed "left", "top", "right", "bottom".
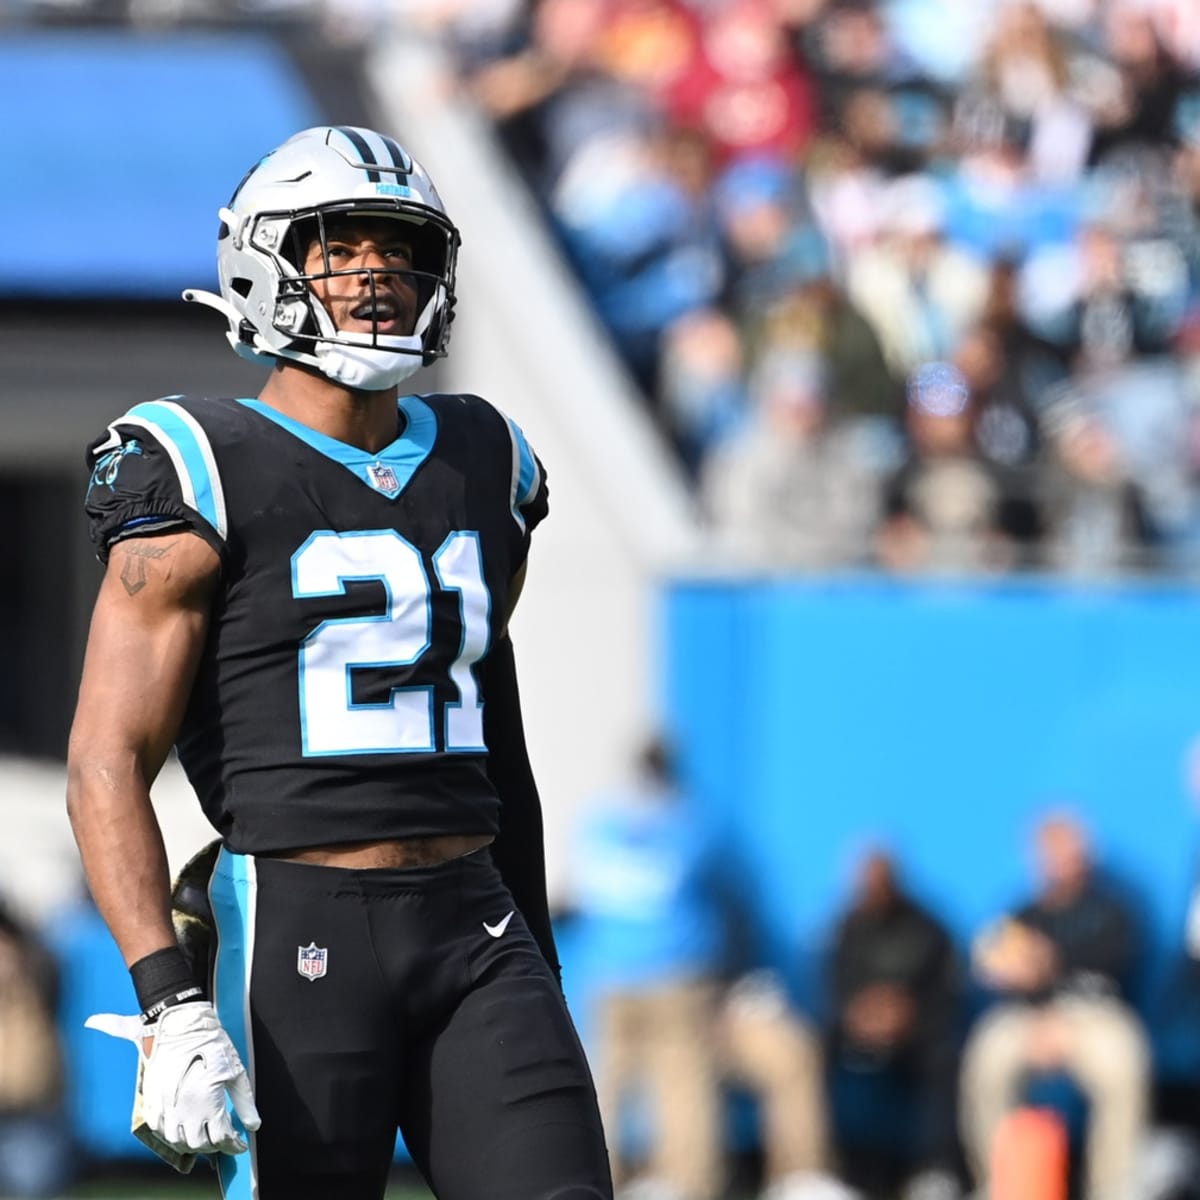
[{"left": 230, "top": 278, "right": 252, "bottom": 299}]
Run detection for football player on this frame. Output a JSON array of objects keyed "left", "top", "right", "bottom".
[{"left": 67, "top": 125, "right": 612, "bottom": 1200}]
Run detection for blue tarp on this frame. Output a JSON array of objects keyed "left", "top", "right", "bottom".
[{"left": 0, "top": 31, "right": 321, "bottom": 297}]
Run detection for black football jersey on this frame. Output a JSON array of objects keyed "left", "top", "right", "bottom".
[{"left": 84, "top": 393, "right": 548, "bottom": 854}]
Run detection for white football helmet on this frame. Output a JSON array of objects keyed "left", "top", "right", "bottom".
[{"left": 184, "top": 126, "right": 460, "bottom": 390}]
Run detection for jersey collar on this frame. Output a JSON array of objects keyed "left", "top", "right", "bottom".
[{"left": 236, "top": 395, "right": 437, "bottom": 499}]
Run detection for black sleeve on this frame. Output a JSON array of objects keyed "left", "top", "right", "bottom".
[
  {"left": 482, "top": 635, "right": 560, "bottom": 984},
  {"left": 84, "top": 415, "right": 226, "bottom": 565}
]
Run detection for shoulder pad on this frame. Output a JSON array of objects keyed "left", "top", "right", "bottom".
[{"left": 84, "top": 398, "right": 229, "bottom": 563}]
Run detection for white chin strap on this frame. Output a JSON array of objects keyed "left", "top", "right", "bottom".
[
  {"left": 314, "top": 288, "right": 441, "bottom": 390},
  {"left": 314, "top": 334, "right": 425, "bottom": 390},
  {"left": 183, "top": 287, "right": 434, "bottom": 390}
]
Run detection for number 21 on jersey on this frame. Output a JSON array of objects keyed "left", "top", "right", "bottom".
[{"left": 292, "top": 529, "right": 490, "bottom": 756}]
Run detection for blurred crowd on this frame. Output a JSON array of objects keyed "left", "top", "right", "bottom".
[
  {"left": 568, "top": 736, "right": 1200, "bottom": 1200},
  {"left": 11, "top": 0, "right": 1200, "bottom": 575},
  {"left": 426, "top": 0, "right": 1200, "bottom": 578}
]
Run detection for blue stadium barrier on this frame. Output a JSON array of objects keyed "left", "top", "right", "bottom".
[{"left": 659, "top": 574, "right": 1200, "bottom": 1047}]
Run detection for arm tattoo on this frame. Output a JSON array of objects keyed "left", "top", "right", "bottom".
[{"left": 119, "top": 542, "right": 171, "bottom": 596}]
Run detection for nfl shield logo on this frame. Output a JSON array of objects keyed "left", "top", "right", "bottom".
[
  {"left": 297, "top": 942, "right": 328, "bottom": 982},
  {"left": 367, "top": 462, "right": 399, "bottom": 493}
]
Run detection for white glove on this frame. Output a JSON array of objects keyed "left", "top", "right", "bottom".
[{"left": 86, "top": 1001, "right": 261, "bottom": 1161}]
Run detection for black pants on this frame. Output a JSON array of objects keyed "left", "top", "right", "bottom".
[
  {"left": 827, "top": 1026, "right": 963, "bottom": 1191},
  {"left": 209, "top": 845, "right": 612, "bottom": 1200}
]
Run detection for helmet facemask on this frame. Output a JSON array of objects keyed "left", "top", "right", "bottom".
[{"left": 263, "top": 206, "right": 457, "bottom": 389}]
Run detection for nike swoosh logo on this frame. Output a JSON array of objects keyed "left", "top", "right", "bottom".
[
  {"left": 483, "top": 911, "right": 515, "bottom": 938},
  {"left": 173, "top": 1053, "right": 206, "bottom": 1105}
]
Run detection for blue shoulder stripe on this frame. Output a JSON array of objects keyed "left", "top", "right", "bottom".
[
  {"left": 120, "top": 400, "right": 228, "bottom": 540},
  {"left": 505, "top": 416, "right": 540, "bottom": 533}
]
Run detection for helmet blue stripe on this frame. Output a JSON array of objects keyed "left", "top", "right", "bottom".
[{"left": 378, "top": 135, "right": 412, "bottom": 178}]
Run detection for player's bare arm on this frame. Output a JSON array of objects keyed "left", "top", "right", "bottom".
[{"left": 67, "top": 530, "right": 220, "bottom": 968}]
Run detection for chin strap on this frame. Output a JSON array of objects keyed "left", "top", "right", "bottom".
[
  {"left": 315, "top": 341, "right": 424, "bottom": 390},
  {"left": 183, "top": 288, "right": 425, "bottom": 388}
]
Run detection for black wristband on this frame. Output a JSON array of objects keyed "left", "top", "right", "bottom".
[
  {"left": 140, "top": 987, "right": 205, "bottom": 1025},
  {"left": 130, "top": 947, "right": 205, "bottom": 1016}
]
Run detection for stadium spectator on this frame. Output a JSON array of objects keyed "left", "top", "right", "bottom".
[
  {"left": 1027, "top": 217, "right": 1180, "bottom": 371},
  {"left": 806, "top": 134, "right": 891, "bottom": 262},
  {"left": 877, "top": 0, "right": 995, "bottom": 91},
  {"left": 660, "top": 0, "right": 817, "bottom": 167},
  {"left": 699, "top": 345, "right": 882, "bottom": 569},
  {"left": 823, "top": 848, "right": 964, "bottom": 1200},
  {"left": 658, "top": 307, "right": 749, "bottom": 475},
  {"left": 844, "top": 175, "right": 991, "bottom": 384},
  {"left": 876, "top": 361, "right": 1025, "bottom": 574},
  {"left": 960, "top": 810, "right": 1151, "bottom": 1200},
  {"left": 591, "top": 0, "right": 706, "bottom": 123},
  {"left": 712, "top": 154, "right": 818, "bottom": 328},
  {"left": 964, "top": 0, "right": 1094, "bottom": 184},
  {"left": 802, "top": 1, "right": 931, "bottom": 175},
  {"left": 968, "top": 257, "right": 1072, "bottom": 474},
  {"left": 551, "top": 117, "right": 726, "bottom": 393},
  {"left": 800, "top": 268, "right": 901, "bottom": 430},
  {"left": 716, "top": 969, "right": 848, "bottom": 1200},
  {"left": 0, "top": 899, "right": 72, "bottom": 1199},
  {"left": 572, "top": 735, "right": 726, "bottom": 1200},
  {"left": 466, "top": 0, "right": 652, "bottom": 196},
  {"left": 1089, "top": 1, "right": 1191, "bottom": 164},
  {"left": 938, "top": 127, "right": 1082, "bottom": 265},
  {"left": 1038, "top": 388, "right": 1156, "bottom": 574}
]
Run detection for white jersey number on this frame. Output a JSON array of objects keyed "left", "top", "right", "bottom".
[{"left": 292, "top": 529, "right": 490, "bottom": 756}]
